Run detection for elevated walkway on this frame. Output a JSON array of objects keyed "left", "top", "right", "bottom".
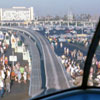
[{"left": 20, "top": 33, "right": 43, "bottom": 97}]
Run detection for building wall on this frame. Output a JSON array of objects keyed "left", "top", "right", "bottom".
[
  {"left": 0, "top": 7, "right": 34, "bottom": 21},
  {"left": 0, "top": 8, "right": 2, "bottom": 21},
  {"left": 30, "top": 7, "right": 34, "bottom": 21}
]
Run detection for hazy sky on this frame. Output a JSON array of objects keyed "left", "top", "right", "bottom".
[{"left": 0, "top": 0, "right": 100, "bottom": 16}]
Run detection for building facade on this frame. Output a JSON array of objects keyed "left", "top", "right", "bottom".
[{"left": 0, "top": 7, "right": 34, "bottom": 21}]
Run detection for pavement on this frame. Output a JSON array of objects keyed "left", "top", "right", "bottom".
[
  {"left": 30, "top": 30, "right": 70, "bottom": 93},
  {"left": 2, "top": 81, "right": 30, "bottom": 100}
]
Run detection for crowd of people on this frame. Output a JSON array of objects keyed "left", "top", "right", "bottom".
[
  {"left": 61, "top": 48, "right": 85, "bottom": 86},
  {"left": 68, "top": 37, "right": 91, "bottom": 47},
  {"left": 0, "top": 61, "right": 30, "bottom": 97},
  {"left": 0, "top": 31, "right": 31, "bottom": 98},
  {"left": 48, "top": 34, "right": 100, "bottom": 87},
  {"left": 0, "top": 32, "right": 10, "bottom": 98},
  {"left": 60, "top": 47, "right": 100, "bottom": 87}
]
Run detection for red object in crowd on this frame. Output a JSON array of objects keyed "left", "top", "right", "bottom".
[
  {"left": 98, "top": 62, "right": 100, "bottom": 69},
  {"left": 5, "top": 57, "right": 8, "bottom": 65}
]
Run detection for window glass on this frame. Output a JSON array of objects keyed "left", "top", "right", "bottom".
[{"left": 0, "top": 0, "right": 99, "bottom": 99}]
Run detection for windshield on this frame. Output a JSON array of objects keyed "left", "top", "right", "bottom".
[{"left": 0, "top": 0, "right": 99, "bottom": 100}]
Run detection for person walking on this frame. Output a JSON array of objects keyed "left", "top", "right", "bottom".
[
  {"left": 5, "top": 69, "right": 11, "bottom": 93},
  {"left": 17, "top": 70, "right": 21, "bottom": 83},
  {"left": 23, "top": 71, "right": 27, "bottom": 84},
  {"left": 0, "top": 74, "right": 4, "bottom": 98},
  {"left": 20, "top": 66, "right": 25, "bottom": 82}
]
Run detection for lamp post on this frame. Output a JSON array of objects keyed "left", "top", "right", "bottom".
[{"left": 12, "top": 49, "right": 14, "bottom": 67}]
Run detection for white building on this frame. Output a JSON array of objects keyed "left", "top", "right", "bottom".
[
  {"left": 0, "top": 7, "right": 34, "bottom": 21},
  {"left": 67, "top": 10, "right": 73, "bottom": 21}
]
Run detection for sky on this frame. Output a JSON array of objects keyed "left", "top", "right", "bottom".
[{"left": 0, "top": 0, "right": 100, "bottom": 16}]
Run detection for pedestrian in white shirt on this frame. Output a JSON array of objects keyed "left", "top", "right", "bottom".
[{"left": 0, "top": 78, "right": 4, "bottom": 98}]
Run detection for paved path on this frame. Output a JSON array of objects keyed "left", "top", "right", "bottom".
[
  {"left": 30, "top": 30, "right": 70, "bottom": 94},
  {"left": 2, "top": 81, "right": 29, "bottom": 100}
]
